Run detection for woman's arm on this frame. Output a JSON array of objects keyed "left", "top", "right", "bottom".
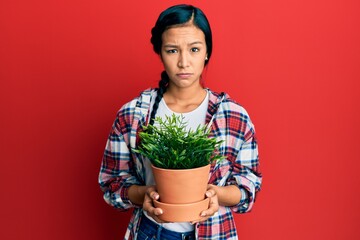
[
  {"left": 208, "top": 184, "right": 241, "bottom": 206},
  {"left": 225, "top": 112, "right": 262, "bottom": 213},
  {"left": 98, "top": 109, "right": 141, "bottom": 210},
  {"left": 207, "top": 101, "right": 262, "bottom": 214},
  {"left": 127, "top": 185, "right": 147, "bottom": 206}
]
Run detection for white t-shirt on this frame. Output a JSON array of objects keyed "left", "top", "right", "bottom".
[{"left": 143, "top": 90, "right": 209, "bottom": 232}]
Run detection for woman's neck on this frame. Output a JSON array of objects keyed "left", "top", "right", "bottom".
[{"left": 163, "top": 84, "right": 207, "bottom": 113}]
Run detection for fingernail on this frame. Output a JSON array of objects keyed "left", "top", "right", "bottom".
[
  {"left": 201, "top": 212, "right": 206, "bottom": 217},
  {"left": 156, "top": 209, "right": 163, "bottom": 215}
]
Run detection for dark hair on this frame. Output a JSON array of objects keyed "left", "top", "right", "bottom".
[{"left": 149, "top": 4, "right": 213, "bottom": 125}]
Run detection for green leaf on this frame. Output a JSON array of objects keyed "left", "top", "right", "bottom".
[{"left": 133, "top": 114, "right": 225, "bottom": 169}]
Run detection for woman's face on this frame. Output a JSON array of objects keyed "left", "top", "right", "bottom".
[{"left": 161, "top": 25, "right": 207, "bottom": 89}]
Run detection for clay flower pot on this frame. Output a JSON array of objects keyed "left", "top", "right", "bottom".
[
  {"left": 133, "top": 115, "right": 224, "bottom": 221},
  {"left": 151, "top": 164, "right": 210, "bottom": 222}
]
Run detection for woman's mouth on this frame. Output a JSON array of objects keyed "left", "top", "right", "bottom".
[{"left": 176, "top": 73, "right": 193, "bottom": 79}]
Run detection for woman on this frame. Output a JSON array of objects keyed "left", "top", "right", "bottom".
[{"left": 99, "top": 4, "right": 262, "bottom": 240}]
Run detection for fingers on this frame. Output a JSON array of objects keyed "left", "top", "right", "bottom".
[
  {"left": 143, "top": 193, "right": 162, "bottom": 214},
  {"left": 202, "top": 191, "right": 219, "bottom": 217},
  {"left": 143, "top": 186, "right": 164, "bottom": 222},
  {"left": 150, "top": 191, "right": 160, "bottom": 201},
  {"left": 146, "top": 186, "right": 160, "bottom": 200},
  {"left": 205, "top": 188, "right": 216, "bottom": 198},
  {"left": 190, "top": 188, "right": 219, "bottom": 224}
]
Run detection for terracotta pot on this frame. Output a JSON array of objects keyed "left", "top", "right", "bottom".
[
  {"left": 151, "top": 164, "right": 211, "bottom": 222},
  {"left": 153, "top": 198, "right": 210, "bottom": 222}
]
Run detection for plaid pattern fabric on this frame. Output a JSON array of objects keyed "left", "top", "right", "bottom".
[{"left": 99, "top": 88, "right": 262, "bottom": 240}]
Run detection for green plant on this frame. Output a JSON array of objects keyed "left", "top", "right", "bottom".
[{"left": 134, "top": 114, "right": 224, "bottom": 169}]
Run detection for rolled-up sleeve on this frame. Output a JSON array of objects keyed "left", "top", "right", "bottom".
[
  {"left": 98, "top": 111, "right": 140, "bottom": 210},
  {"left": 227, "top": 121, "right": 262, "bottom": 213}
]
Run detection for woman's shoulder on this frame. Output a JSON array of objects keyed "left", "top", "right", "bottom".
[
  {"left": 207, "top": 88, "right": 249, "bottom": 115},
  {"left": 111, "top": 88, "right": 156, "bottom": 133},
  {"left": 118, "top": 88, "right": 156, "bottom": 112}
]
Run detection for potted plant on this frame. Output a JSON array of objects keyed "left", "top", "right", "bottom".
[{"left": 134, "top": 114, "right": 224, "bottom": 222}]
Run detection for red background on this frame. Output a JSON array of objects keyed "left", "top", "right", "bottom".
[{"left": 1, "top": 0, "right": 360, "bottom": 239}]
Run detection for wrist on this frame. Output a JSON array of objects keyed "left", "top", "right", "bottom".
[
  {"left": 214, "top": 185, "right": 241, "bottom": 206},
  {"left": 128, "top": 185, "right": 146, "bottom": 206}
]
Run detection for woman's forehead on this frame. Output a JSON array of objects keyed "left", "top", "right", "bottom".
[{"left": 162, "top": 25, "right": 205, "bottom": 44}]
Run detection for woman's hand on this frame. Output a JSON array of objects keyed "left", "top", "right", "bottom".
[
  {"left": 191, "top": 184, "right": 219, "bottom": 224},
  {"left": 142, "top": 186, "right": 165, "bottom": 223},
  {"left": 190, "top": 183, "right": 242, "bottom": 224}
]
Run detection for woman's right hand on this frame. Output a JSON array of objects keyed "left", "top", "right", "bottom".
[{"left": 143, "top": 186, "right": 165, "bottom": 223}]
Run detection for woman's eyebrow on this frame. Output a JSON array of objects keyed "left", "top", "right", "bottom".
[
  {"left": 163, "top": 44, "right": 179, "bottom": 48},
  {"left": 188, "top": 41, "right": 204, "bottom": 46},
  {"left": 163, "top": 41, "right": 204, "bottom": 48}
]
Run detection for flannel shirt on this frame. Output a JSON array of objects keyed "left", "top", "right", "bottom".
[{"left": 99, "top": 88, "right": 262, "bottom": 240}]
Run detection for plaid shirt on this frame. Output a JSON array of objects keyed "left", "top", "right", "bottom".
[{"left": 99, "top": 88, "right": 262, "bottom": 240}]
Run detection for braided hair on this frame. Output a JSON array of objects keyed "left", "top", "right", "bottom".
[{"left": 149, "top": 71, "right": 169, "bottom": 126}]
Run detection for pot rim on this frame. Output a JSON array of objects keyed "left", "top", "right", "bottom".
[{"left": 151, "top": 164, "right": 210, "bottom": 172}]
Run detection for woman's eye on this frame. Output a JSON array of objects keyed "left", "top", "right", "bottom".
[
  {"left": 191, "top": 48, "right": 200, "bottom": 52},
  {"left": 166, "top": 49, "right": 178, "bottom": 54}
]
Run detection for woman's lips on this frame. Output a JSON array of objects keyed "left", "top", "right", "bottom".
[{"left": 176, "top": 73, "right": 193, "bottom": 79}]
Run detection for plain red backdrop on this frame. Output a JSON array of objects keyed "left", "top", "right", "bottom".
[{"left": 1, "top": 0, "right": 359, "bottom": 239}]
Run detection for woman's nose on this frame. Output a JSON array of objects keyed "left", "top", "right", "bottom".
[{"left": 178, "top": 52, "right": 189, "bottom": 68}]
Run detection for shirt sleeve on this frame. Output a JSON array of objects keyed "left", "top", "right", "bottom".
[
  {"left": 98, "top": 110, "right": 141, "bottom": 210},
  {"left": 227, "top": 120, "right": 262, "bottom": 213}
]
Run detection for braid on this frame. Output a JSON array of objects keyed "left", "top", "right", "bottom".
[{"left": 149, "top": 71, "right": 169, "bottom": 125}]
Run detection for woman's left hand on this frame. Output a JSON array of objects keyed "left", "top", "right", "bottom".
[{"left": 190, "top": 184, "right": 219, "bottom": 224}]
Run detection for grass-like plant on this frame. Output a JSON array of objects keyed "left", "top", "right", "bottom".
[{"left": 134, "top": 114, "right": 224, "bottom": 169}]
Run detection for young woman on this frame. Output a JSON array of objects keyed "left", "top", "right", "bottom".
[{"left": 99, "top": 4, "right": 262, "bottom": 240}]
